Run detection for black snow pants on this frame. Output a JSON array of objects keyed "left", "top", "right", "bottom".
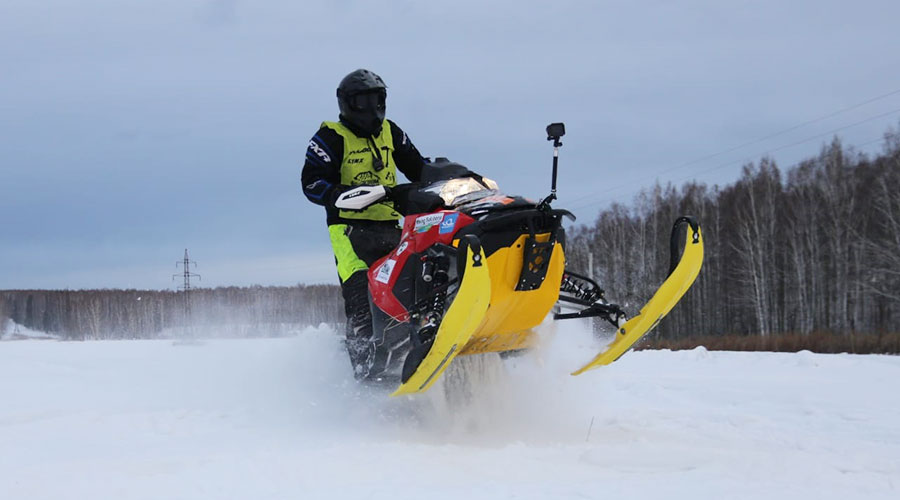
[{"left": 328, "top": 220, "right": 402, "bottom": 377}]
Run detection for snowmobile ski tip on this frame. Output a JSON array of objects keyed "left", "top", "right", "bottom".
[{"left": 572, "top": 222, "right": 704, "bottom": 374}]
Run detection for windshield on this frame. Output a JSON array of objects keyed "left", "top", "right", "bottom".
[{"left": 422, "top": 177, "right": 500, "bottom": 207}]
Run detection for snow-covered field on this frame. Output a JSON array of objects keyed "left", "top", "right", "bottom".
[{"left": 1, "top": 323, "right": 898, "bottom": 500}]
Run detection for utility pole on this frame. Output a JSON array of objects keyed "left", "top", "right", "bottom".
[{"left": 173, "top": 249, "right": 200, "bottom": 339}]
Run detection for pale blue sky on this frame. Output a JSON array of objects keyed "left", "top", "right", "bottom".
[{"left": 2, "top": 0, "right": 899, "bottom": 289}]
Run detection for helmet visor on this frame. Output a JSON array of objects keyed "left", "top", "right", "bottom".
[{"left": 349, "top": 90, "right": 386, "bottom": 112}]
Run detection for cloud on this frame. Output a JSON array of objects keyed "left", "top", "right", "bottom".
[
  {"left": 3, "top": 0, "right": 900, "bottom": 289},
  {"left": 198, "top": 0, "right": 239, "bottom": 26}
]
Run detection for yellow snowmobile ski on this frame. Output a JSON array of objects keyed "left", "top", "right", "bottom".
[
  {"left": 572, "top": 222, "right": 704, "bottom": 375},
  {"left": 391, "top": 239, "right": 491, "bottom": 396}
]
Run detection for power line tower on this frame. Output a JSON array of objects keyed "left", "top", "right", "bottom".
[{"left": 173, "top": 249, "right": 200, "bottom": 339}]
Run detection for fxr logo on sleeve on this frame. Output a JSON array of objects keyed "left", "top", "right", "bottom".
[{"left": 309, "top": 140, "right": 332, "bottom": 162}]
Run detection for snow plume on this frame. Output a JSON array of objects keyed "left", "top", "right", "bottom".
[
  {"left": 338, "top": 319, "right": 638, "bottom": 446},
  {"left": 0, "top": 319, "right": 59, "bottom": 341},
  {"left": 410, "top": 319, "right": 605, "bottom": 444}
]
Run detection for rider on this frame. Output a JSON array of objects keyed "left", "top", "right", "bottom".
[{"left": 301, "top": 69, "right": 426, "bottom": 378}]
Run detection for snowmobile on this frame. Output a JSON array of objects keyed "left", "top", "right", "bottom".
[{"left": 334, "top": 123, "right": 704, "bottom": 396}]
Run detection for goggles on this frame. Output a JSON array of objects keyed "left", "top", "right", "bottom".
[{"left": 349, "top": 90, "right": 386, "bottom": 111}]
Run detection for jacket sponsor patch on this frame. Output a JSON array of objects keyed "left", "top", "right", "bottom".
[{"left": 353, "top": 172, "right": 379, "bottom": 184}]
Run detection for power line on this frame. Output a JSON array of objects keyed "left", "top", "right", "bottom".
[
  {"left": 564, "top": 85, "right": 900, "bottom": 208},
  {"left": 664, "top": 108, "right": 900, "bottom": 186},
  {"left": 652, "top": 87, "right": 900, "bottom": 176},
  {"left": 571, "top": 128, "right": 896, "bottom": 211},
  {"left": 569, "top": 107, "right": 900, "bottom": 213},
  {"left": 570, "top": 131, "right": 892, "bottom": 214}
]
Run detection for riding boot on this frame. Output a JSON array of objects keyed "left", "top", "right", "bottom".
[
  {"left": 333, "top": 221, "right": 402, "bottom": 379},
  {"left": 341, "top": 270, "right": 375, "bottom": 379}
]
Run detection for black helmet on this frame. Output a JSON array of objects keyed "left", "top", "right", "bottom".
[{"left": 337, "top": 69, "right": 387, "bottom": 137}]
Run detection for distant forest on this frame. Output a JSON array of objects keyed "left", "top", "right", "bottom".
[
  {"left": 567, "top": 129, "right": 900, "bottom": 351},
  {"left": 0, "top": 285, "right": 342, "bottom": 340},
  {"left": 2, "top": 129, "right": 898, "bottom": 350}
]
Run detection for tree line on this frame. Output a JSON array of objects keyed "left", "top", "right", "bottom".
[
  {"left": 2, "top": 129, "right": 898, "bottom": 349},
  {"left": 566, "top": 128, "right": 900, "bottom": 348},
  {"left": 0, "top": 285, "right": 343, "bottom": 340}
]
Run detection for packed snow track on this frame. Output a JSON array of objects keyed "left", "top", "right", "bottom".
[{"left": 1, "top": 324, "right": 898, "bottom": 499}]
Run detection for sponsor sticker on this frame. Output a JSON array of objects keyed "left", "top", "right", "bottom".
[
  {"left": 375, "top": 259, "right": 396, "bottom": 284},
  {"left": 414, "top": 213, "right": 444, "bottom": 232},
  {"left": 439, "top": 213, "right": 459, "bottom": 234},
  {"left": 397, "top": 241, "right": 409, "bottom": 255}
]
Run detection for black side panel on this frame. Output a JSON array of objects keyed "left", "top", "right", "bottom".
[
  {"left": 455, "top": 209, "right": 566, "bottom": 258},
  {"left": 516, "top": 236, "right": 555, "bottom": 291}
]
